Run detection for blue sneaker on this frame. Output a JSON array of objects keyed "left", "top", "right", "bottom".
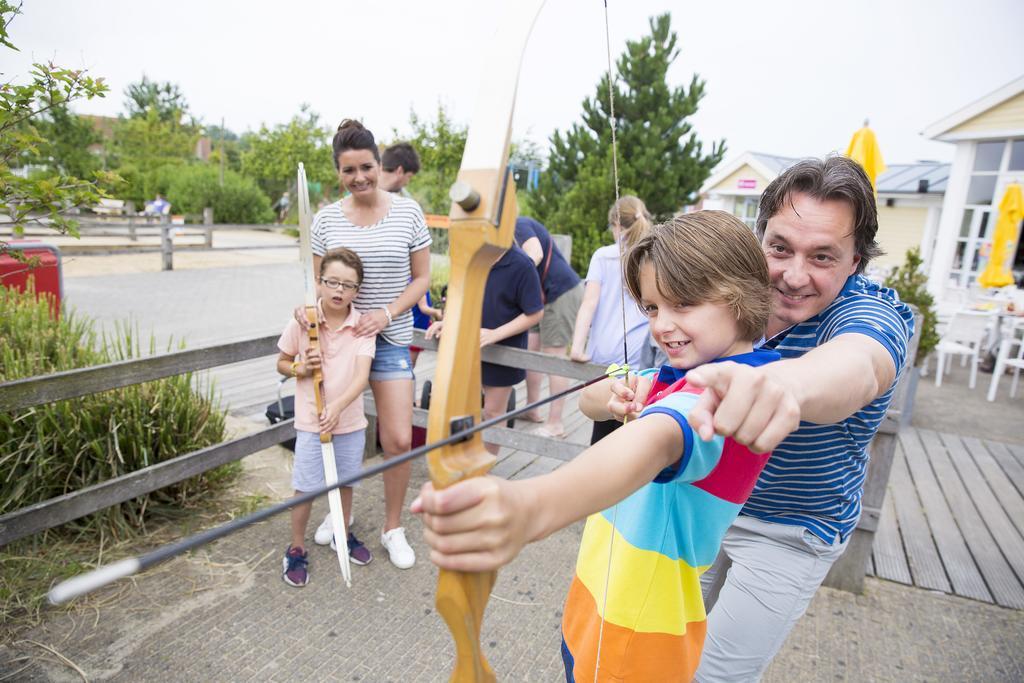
[
  {"left": 347, "top": 532, "right": 373, "bottom": 566},
  {"left": 282, "top": 546, "right": 309, "bottom": 587},
  {"left": 331, "top": 532, "right": 373, "bottom": 566}
]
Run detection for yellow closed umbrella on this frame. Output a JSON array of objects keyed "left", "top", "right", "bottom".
[
  {"left": 978, "top": 182, "right": 1024, "bottom": 289},
  {"left": 846, "top": 121, "right": 886, "bottom": 190}
]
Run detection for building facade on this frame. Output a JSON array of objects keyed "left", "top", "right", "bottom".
[
  {"left": 922, "top": 76, "right": 1024, "bottom": 298},
  {"left": 700, "top": 151, "right": 948, "bottom": 276}
]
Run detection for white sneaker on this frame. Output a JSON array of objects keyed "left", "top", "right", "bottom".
[
  {"left": 381, "top": 527, "right": 416, "bottom": 569},
  {"left": 314, "top": 512, "right": 354, "bottom": 546}
]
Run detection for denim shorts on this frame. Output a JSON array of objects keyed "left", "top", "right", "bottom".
[
  {"left": 292, "top": 429, "right": 365, "bottom": 492},
  {"left": 369, "top": 337, "right": 414, "bottom": 381}
]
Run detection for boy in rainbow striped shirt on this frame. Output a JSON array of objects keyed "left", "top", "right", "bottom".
[{"left": 414, "top": 211, "right": 780, "bottom": 681}]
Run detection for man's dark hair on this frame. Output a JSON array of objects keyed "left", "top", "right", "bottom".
[
  {"left": 755, "top": 156, "right": 883, "bottom": 273},
  {"left": 332, "top": 119, "right": 379, "bottom": 169},
  {"left": 381, "top": 142, "right": 420, "bottom": 174}
]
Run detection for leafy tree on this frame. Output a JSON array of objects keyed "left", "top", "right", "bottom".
[
  {"left": 883, "top": 247, "right": 938, "bottom": 365},
  {"left": 109, "top": 107, "right": 198, "bottom": 205},
  {"left": 165, "top": 165, "right": 273, "bottom": 224},
  {"left": 0, "top": 0, "right": 116, "bottom": 246},
  {"left": 124, "top": 75, "right": 192, "bottom": 124},
  {"left": 29, "top": 100, "right": 103, "bottom": 179},
  {"left": 530, "top": 13, "right": 726, "bottom": 272},
  {"left": 395, "top": 104, "right": 467, "bottom": 215},
  {"left": 205, "top": 122, "right": 243, "bottom": 173},
  {"left": 240, "top": 105, "right": 335, "bottom": 202}
]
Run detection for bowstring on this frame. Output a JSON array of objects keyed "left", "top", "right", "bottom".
[{"left": 595, "top": 2, "right": 625, "bottom": 681}]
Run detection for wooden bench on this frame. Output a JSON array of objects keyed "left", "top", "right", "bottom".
[{"left": 92, "top": 198, "right": 126, "bottom": 216}]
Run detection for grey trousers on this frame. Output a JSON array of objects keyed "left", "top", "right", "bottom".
[{"left": 695, "top": 515, "right": 848, "bottom": 682}]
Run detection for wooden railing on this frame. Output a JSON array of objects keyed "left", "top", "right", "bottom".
[
  {"left": 1, "top": 217, "right": 297, "bottom": 271},
  {"left": 0, "top": 332, "right": 600, "bottom": 546},
  {"left": 0, "top": 319, "right": 921, "bottom": 596}
]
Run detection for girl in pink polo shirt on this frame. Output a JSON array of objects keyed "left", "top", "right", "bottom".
[{"left": 276, "top": 248, "right": 376, "bottom": 587}]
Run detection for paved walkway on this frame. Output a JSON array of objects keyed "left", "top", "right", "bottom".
[{"left": 3, "top": 244, "right": 1023, "bottom": 681}]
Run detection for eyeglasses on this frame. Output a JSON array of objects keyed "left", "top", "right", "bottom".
[{"left": 321, "top": 278, "right": 359, "bottom": 292}]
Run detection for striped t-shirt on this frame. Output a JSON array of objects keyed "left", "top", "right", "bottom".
[
  {"left": 561, "top": 349, "right": 780, "bottom": 683},
  {"left": 743, "top": 274, "right": 914, "bottom": 543},
  {"left": 311, "top": 196, "right": 431, "bottom": 346}
]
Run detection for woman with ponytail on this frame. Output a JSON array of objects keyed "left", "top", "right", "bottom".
[{"left": 569, "top": 195, "right": 653, "bottom": 444}]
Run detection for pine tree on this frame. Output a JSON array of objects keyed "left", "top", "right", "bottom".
[{"left": 530, "top": 13, "right": 726, "bottom": 273}]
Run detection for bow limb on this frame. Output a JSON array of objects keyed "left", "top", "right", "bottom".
[
  {"left": 297, "top": 164, "right": 351, "bottom": 587},
  {"left": 426, "top": 3, "right": 545, "bottom": 681}
]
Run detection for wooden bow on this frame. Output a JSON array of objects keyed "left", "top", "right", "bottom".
[
  {"left": 297, "top": 163, "right": 351, "bottom": 587},
  {"left": 425, "top": 3, "right": 545, "bottom": 680}
]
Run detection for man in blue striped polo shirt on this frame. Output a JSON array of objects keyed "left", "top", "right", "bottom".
[{"left": 684, "top": 156, "right": 915, "bottom": 681}]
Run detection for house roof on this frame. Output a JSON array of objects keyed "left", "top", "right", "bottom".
[
  {"left": 702, "top": 151, "right": 949, "bottom": 196},
  {"left": 875, "top": 162, "right": 948, "bottom": 194},
  {"left": 921, "top": 75, "right": 1024, "bottom": 141}
]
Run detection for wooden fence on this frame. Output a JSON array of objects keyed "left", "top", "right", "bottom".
[
  {"left": 0, "top": 332, "right": 600, "bottom": 547},
  {"left": 0, "top": 321, "right": 921, "bottom": 595}
]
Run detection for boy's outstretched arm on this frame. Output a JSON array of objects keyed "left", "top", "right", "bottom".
[{"left": 412, "top": 413, "right": 682, "bottom": 572}]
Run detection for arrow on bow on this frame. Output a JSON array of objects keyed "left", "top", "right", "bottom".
[{"left": 426, "top": 2, "right": 545, "bottom": 680}]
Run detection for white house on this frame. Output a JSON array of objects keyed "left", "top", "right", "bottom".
[
  {"left": 699, "top": 151, "right": 948, "bottom": 274},
  {"left": 921, "top": 75, "right": 1024, "bottom": 299}
]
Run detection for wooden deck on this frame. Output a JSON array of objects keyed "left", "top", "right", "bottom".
[
  {"left": 208, "top": 352, "right": 1024, "bottom": 611},
  {"left": 867, "top": 426, "right": 1024, "bottom": 609}
]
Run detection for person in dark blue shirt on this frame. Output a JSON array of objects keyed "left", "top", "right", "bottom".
[
  {"left": 426, "top": 244, "right": 543, "bottom": 454},
  {"left": 514, "top": 217, "right": 583, "bottom": 438}
]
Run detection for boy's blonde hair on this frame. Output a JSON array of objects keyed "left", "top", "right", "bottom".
[
  {"left": 608, "top": 195, "right": 653, "bottom": 252},
  {"left": 623, "top": 210, "right": 771, "bottom": 341}
]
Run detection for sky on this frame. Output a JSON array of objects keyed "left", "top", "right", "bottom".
[{"left": 6, "top": 0, "right": 1024, "bottom": 170}]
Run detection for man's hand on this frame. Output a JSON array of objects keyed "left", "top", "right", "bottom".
[
  {"left": 684, "top": 361, "right": 800, "bottom": 454},
  {"left": 411, "top": 477, "right": 535, "bottom": 572}
]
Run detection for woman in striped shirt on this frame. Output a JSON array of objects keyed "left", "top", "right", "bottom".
[{"left": 307, "top": 119, "right": 432, "bottom": 569}]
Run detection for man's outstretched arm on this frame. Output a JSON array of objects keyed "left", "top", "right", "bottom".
[{"left": 685, "top": 334, "right": 898, "bottom": 453}]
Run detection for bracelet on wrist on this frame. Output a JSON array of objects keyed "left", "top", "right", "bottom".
[
  {"left": 290, "top": 361, "right": 300, "bottom": 377},
  {"left": 381, "top": 306, "right": 393, "bottom": 325}
]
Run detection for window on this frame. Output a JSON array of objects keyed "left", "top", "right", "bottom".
[
  {"left": 949, "top": 209, "right": 992, "bottom": 287},
  {"left": 966, "top": 174, "right": 997, "bottom": 204},
  {"left": 973, "top": 141, "right": 1004, "bottom": 171},
  {"left": 1010, "top": 140, "right": 1024, "bottom": 171},
  {"left": 949, "top": 139, "right": 1024, "bottom": 290},
  {"left": 734, "top": 196, "right": 758, "bottom": 231}
]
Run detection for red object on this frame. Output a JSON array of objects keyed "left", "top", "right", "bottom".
[
  {"left": 0, "top": 241, "right": 63, "bottom": 318},
  {"left": 737, "top": 178, "right": 757, "bottom": 189}
]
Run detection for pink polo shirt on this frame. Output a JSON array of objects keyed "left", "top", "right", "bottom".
[{"left": 277, "top": 304, "right": 376, "bottom": 435}]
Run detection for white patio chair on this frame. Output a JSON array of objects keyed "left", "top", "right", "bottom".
[
  {"left": 987, "top": 319, "right": 1024, "bottom": 401},
  {"left": 934, "top": 310, "right": 994, "bottom": 389}
]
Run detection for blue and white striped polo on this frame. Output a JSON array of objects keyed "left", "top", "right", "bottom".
[{"left": 743, "top": 274, "right": 915, "bottom": 543}]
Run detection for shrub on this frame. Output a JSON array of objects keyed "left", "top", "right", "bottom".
[
  {"left": 0, "top": 281, "right": 232, "bottom": 538},
  {"left": 165, "top": 165, "right": 274, "bottom": 223},
  {"left": 883, "top": 247, "right": 939, "bottom": 365}
]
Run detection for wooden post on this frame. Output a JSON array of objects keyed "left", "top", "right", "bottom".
[
  {"left": 126, "top": 201, "right": 137, "bottom": 241},
  {"left": 203, "top": 207, "right": 214, "bottom": 248},
  {"left": 160, "top": 214, "right": 173, "bottom": 271}
]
